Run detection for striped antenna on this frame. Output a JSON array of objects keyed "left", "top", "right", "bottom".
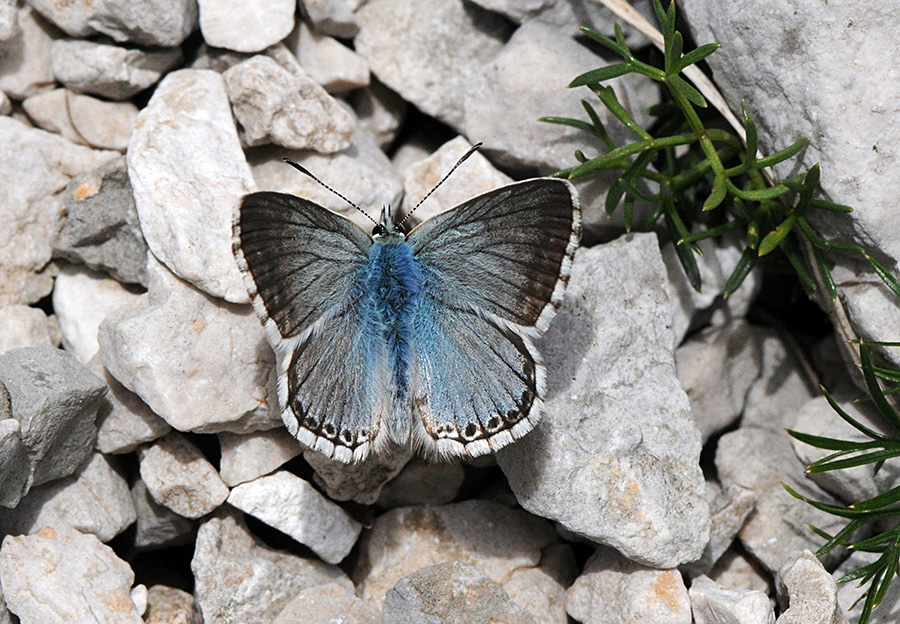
[
  {"left": 396, "top": 142, "right": 483, "bottom": 228},
  {"left": 281, "top": 158, "right": 378, "bottom": 226}
]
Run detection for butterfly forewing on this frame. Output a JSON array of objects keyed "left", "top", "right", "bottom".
[
  {"left": 407, "top": 179, "right": 581, "bottom": 335},
  {"left": 233, "top": 191, "right": 371, "bottom": 341}
]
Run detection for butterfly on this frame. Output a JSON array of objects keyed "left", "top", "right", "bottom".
[{"left": 232, "top": 145, "right": 581, "bottom": 463}]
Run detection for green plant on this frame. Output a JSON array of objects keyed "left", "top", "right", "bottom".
[
  {"left": 543, "top": 0, "right": 900, "bottom": 299},
  {"left": 786, "top": 340, "right": 900, "bottom": 624}
]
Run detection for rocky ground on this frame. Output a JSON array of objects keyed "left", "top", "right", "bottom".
[{"left": 0, "top": 0, "right": 898, "bottom": 622}]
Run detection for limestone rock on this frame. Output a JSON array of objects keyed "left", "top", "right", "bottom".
[
  {"left": 227, "top": 470, "right": 362, "bottom": 564},
  {"left": 127, "top": 69, "right": 256, "bottom": 303}
]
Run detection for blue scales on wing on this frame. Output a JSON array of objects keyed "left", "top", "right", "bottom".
[
  {"left": 405, "top": 179, "right": 581, "bottom": 457},
  {"left": 233, "top": 192, "right": 389, "bottom": 462}
]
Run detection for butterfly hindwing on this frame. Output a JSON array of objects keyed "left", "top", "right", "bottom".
[
  {"left": 407, "top": 178, "right": 581, "bottom": 335},
  {"left": 283, "top": 301, "right": 391, "bottom": 461},
  {"left": 408, "top": 299, "right": 542, "bottom": 458},
  {"left": 233, "top": 192, "right": 386, "bottom": 461}
]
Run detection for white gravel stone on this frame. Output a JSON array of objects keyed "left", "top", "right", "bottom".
[
  {"left": 504, "top": 542, "right": 577, "bottom": 624},
  {"left": 145, "top": 585, "right": 199, "bottom": 624},
  {"left": 400, "top": 136, "right": 513, "bottom": 225},
  {"left": 0, "top": 0, "right": 18, "bottom": 45},
  {"left": 28, "top": 0, "right": 197, "bottom": 46},
  {"left": 566, "top": 546, "right": 692, "bottom": 624},
  {"left": 710, "top": 550, "right": 773, "bottom": 597},
  {"left": 130, "top": 478, "right": 194, "bottom": 549},
  {"left": 192, "top": 508, "right": 352, "bottom": 623},
  {"left": 199, "top": 0, "right": 294, "bottom": 53},
  {"left": 384, "top": 560, "right": 539, "bottom": 624},
  {"left": 0, "top": 6, "right": 56, "bottom": 100},
  {"left": 294, "top": 21, "right": 369, "bottom": 93},
  {"left": 741, "top": 331, "right": 817, "bottom": 432},
  {"left": 0, "top": 90, "right": 10, "bottom": 116},
  {"left": 305, "top": 447, "right": 412, "bottom": 505},
  {"left": 0, "top": 116, "right": 117, "bottom": 306},
  {"left": 0, "top": 418, "right": 28, "bottom": 509},
  {"left": 690, "top": 575, "right": 774, "bottom": 624},
  {"left": 791, "top": 391, "right": 899, "bottom": 505},
  {"left": 377, "top": 457, "right": 465, "bottom": 507},
  {"left": 391, "top": 138, "right": 435, "bottom": 175},
  {"left": 350, "top": 78, "right": 406, "bottom": 149},
  {"left": 464, "top": 21, "right": 652, "bottom": 173},
  {"left": 99, "top": 252, "right": 280, "bottom": 434},
  {"left": 88, "top": 355, "right": 171, "bottom": 455},
  {"left": 53, "top": 264, "right": 142, "bottom": 363},
  {"left": 355, "top": 0, "right": 511, "bottom": 131},
  {"left": 50, "top": 38, "right": 182, "bottom": 100},
  {"left": 469, "top": 0, "right": 652, "bottom": 35},
  {"left": 683, "top": 482, "right": 757, "bottom": 578},
  {"left": 0, "top": 305, "right": 56, "bottom": 353},
  {"left": 138, "top": 431, "right": 229, "bottom": 519},
  {"left": 248, "top": 123, "right": 402, "bottom": 232},
  {"left": 0, "top": 583, "right": 10, "bottom": 624},
  {"left": 130, "top": 584, "right": 148, "bottom": 617},
  {"left": 224, "top": 55, "right": 355, "bottom": 152},
  {"left": 676, "top": 320, "right": 765, "bottom": 443},
  {"left": 127, "top": 69, "right": 256, "bottom": 303},
  {"left": 227, "top": 470, "right": 362, "bottom": 563},
  {"left": 354, "top": 500, "right": 556, "bottom": 605},
  {"left": 0, "top": 346, "right": 106, "bottom": 501},
  {"left": 0, "top": 452, "right": 136, "bottom": 543},
  {"left": 273, "top": 582, "right": 381, "bottom": 624},
  {"left": 775, "top": 551, "right": 847, "bottom": 624},
  {"left": 717, "top": 427, "right": 846, "bottom": 575},
  {"left": 0, "top": 524, "right": 143, "bottom": 624},
  {"left": 23, "top": 88, "right": 138, "bottom": 151},
  {"left": 837, "top": 281, "right": 900, "bottom": 370},
  {"left": 497, "top": 233, "right": 709, "bottom": 568},
  {"left": 218, "top": 429, "right": 302, "bottom": 487},
  {"left": 301, "top": 0, "right": 359, "bottom": 38}
]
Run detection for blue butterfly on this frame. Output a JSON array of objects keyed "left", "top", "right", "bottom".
[{"left": 232, "top": 145, "right": 581, "bottom": 463}]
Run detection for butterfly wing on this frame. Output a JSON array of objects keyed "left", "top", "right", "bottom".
[
  {"left": 406, "top": 179, "right": 580, "bottom": 456},
  {"left": 407, "top": 178, "right": 581, "bottom": 336},
  {"left": 233, "top": 192, "right": 387, "bottom": 461},
  {"left": 408, "top": 299, "right": 543, "bottom": 458}
]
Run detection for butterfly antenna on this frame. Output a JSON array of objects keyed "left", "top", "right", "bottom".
[
  {"left": 397, "top": 142, "right": 483, "bottom": 228},
  {"left": 281, "top": 158, "right": 377, "bottom": 226}
]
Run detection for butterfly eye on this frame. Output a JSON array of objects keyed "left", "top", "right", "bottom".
[{"left": 372, "top": 224, "right": 387, "bottom": 237}]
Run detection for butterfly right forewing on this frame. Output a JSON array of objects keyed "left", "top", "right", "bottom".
[
  {"left": 408, "top": 178, "right": 581, "bottom": 335},
  {"left": 233, "top": 192, "right": 388, "bottom": 462}
]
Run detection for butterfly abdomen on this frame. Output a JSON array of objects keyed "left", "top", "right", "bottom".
[{"left": 362, "top": 239, "right": 424, "bottom": 419}]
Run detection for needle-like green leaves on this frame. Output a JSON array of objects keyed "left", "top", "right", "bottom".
[
  {"left": 545, "top": 0, "right": 899, "bottom": 299},
  {"left": 787, "top": 342, "right": 900, "bottom": 624}
]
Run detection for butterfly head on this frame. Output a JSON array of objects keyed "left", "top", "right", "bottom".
[{"left": 372, "top": 205, "right": 406, "bottom": 242}]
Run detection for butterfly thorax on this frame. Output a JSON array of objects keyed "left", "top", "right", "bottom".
[{"left": 361, "top": 235, "right": 424, "bottom": 417}]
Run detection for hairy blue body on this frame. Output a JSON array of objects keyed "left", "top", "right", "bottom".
[{"left": 359, "top": 238, "right": 424, "bottom": 406}]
